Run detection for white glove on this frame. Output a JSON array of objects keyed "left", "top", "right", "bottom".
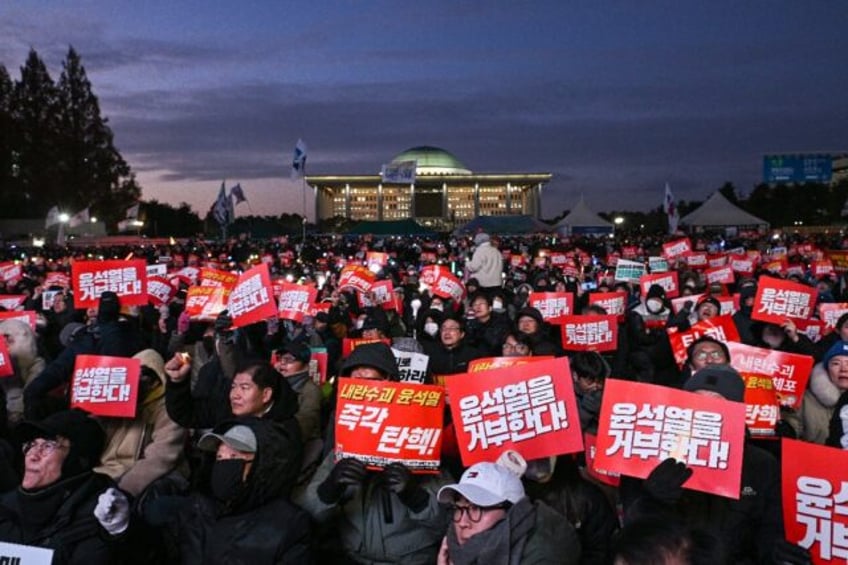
[
  {"left": 840, "top": 405, "right": 848, "bottom": 450},
  {"left": 94, "top": 487, "right": 130, "bottom": 535}
]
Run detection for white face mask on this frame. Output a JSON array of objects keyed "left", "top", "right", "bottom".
[
  {"left": 646, "top": 298, "right": 664, "bottom": 313},
  {"left": 492, "top": 299, "right": 504, "bottom": 311},
  {"left": 424, "top": 322, "right": 439, "bottom": 337}
]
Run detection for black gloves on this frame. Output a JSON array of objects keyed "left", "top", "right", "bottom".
[
  {"left": 771, "top": 539, "right": 812, "bottom": 565},
  {"left": 382, "top": 463, "right": 429, "bottom": 512},
  {"left": 644, "top": 457, "right": 693, "bottom": 506},
  {"left": 317, "top": 457, "right": 367, "bottom": 504},
  {"left": 214, "top": 310, "right": 234, "bottom": 334}
]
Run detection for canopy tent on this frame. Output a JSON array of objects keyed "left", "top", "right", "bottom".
[
  {"left": 346, "top": 219, "right": 437, "bottom": 236},
  {"left": 680, "top": 192, "right": 769, "bottom": 231},
  {"left": 453, "top": 215, "right": 554, "bottom": 236},
  {"left": 554, "top": 197, "right": 614, "bottom": 236}
]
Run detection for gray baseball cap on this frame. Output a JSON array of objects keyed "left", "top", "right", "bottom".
[{"left": 198, "top": 424, "right": 257, "bottom": 453}]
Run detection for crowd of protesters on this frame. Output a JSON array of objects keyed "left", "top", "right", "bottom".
[{"left": 2, "top": 227, "right": 848, "bottom": 564}]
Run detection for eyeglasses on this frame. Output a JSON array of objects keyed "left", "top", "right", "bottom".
[
  {"left": 450, "top": 502, "right": 510, "bottom": 523},
  {"left": 22, "top": 439, "right": 69, "bottom": 456},
  {"left": 693, "top": 350, "right": 725, "bottom": 362}
]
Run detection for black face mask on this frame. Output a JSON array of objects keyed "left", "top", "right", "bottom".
[
  {"left": 210, "top": 459, "right": 247, "bottom": 502},
  {"left": 202, "top": 336, "right": 216, "bottom": 355}
]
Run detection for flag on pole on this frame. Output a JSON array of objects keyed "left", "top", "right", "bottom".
[
  {"left": 45, "top": 206, "right": 60, "bottom": 229},
  {"left": 212, "top": 182, "right": 231, "bottom": 226},
  {"left": 230, "top": 183, "right": 247, "bottom": 204},
  {"left": 664, "top": 183, "right": 679, "bottom": 234},
  {"left": 68, "top": 207, "right": 90, "bottom": 228},
  {"left": 292, "top": 139, "right": 307, "bottom": 179},
  {"left": 126, "top": 203, "right": 140, "bottom": 219}
]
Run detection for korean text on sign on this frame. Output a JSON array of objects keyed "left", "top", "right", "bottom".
[
  {"left": 752, "top": 275, "right": 816, "bottom": 324},
  {"left": 334, "top": 379, "right": 444, "bottom": 472},
  {"left": 70, "top": 354, "right": 140, "bottom": 418},
  {"left": 560, "top": 315, "right": 618, "bottom": 352},
  {"left": 72, "top": 259, "right": 147, "bottom": 307},
  {"left": 445, "top": 357, "right": 583, "bottom": 466}
]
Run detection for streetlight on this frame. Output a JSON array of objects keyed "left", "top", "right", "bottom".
[{"left": 614, "top": 216, "right": 624, "bottom": 225}]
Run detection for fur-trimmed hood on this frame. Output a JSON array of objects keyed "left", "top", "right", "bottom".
[{"left": 808, "top": 362, "right": 843, "bottom": 409}]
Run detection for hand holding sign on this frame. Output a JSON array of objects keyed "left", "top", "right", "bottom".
[
  {"left": 643, "top": 457, "right": 693, "bottom": 505},
  {"left": 317, "top": 457, "right": 367, "bottom": 504}
]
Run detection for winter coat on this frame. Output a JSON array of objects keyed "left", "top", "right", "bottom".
[
  {"left": 427, "top": 341, "right": 484, "bottom": 376},
  {"left": 95, "top": 349, "right": 187, "bottom": 497},
  {"left": 0, "top": 319, "right": 45, "bottom": 425},
  {"left": 172, "top": 418, "right": 311, "bottom": 564},
  {"left": 0, "top": 472, "right": 123, "bottom": 565},
  {"left": 286, "top": 369, "right": 322, "bottom": 442},
  {"left": 466, "top": 242, "right": 503, "bottom": 288},
  {"left": 799, "top": 362, "right": 843, "bottom": 444},
  {"left": 294, "top": 451, "right": 450, "bottom": 564},
  {"left": 465, "top": 313, "right": 512, "bottom": 356}
]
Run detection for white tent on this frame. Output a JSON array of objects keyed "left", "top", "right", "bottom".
[
  {"left": 555, "top": 197, "right": 614, "bottom": 236},
  {"left": 680, "top": 192, "right": 769, "bottom": 231}
]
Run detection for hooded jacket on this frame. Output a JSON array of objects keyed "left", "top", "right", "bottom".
[
  {"left": 465, "top": 241, "right": 503, "bottom": 288},
  {"left": 799, "top": 362, "right": 843, "bottom": 444},
  {"left": 95, "top": 349, "right": 188, "bottom": 497},
  {"left": 173, "top": 418, "right": 311, "bottom": 564},
  {"left": 0, "top": 319, "right": 46, "bottom": 425}
]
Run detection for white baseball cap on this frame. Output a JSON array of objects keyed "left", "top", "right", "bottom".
[{"left": 438, "top": 461, "right": 525, "bottom": 507}]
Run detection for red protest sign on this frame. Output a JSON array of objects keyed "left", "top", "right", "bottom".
[
  {"left": 583, "top": 432, "right": 621, "bottom": 487},
  {"left": 334, "top": 379, "right": 444, "bottom": 472},
  {"left": 44, "top": 272, "right": 70, "bottom": 288},
  {"left": 445, "top": 357, "right": 583, "bottom": 466},
  {"left": 307, "top": 301, "right": 331, "bottom": 318},
  {"left": 184, "top": 286, "right": 229, "bottom": 320},
  {"left": 741, "top": 373, "right": 780, "bottom": 437},
  {"left": 146, "top": 276, "right": 175, "bottom": 307},
  {"left": 560, "top": 315, "right": 618, "bottom": 352},
  {"left": 752, "top": 276, "right": 817, "bottom": 325},
  {"left": 726, "top": 342, "right": 812, "bottom": 409},
  {"left": 419, "top": 265, "right": 444, "bottom": 286},
  {"left": 0, "top": 311, "right": 36, "bottom": 330},
  {"left": 729, "top": 255, "right": 755, "bottom": 276},
  {"left": 338, "top": 265, "right": 376, "bottom": 293},
  {"left": 0, "top": 336, "right": 13, "bottom": 378},
  {"left": 342, "top": 337, "right": 392, "bottom": 358},
  {"left": 0, "top": 295, "right": 26, "bottom": 310},
  {"left": 684, "top": 252, "right": 709, "bottom": 270},
  {"left": 666, "top": 315, "right": 740, "bottom": 367},
  {"left": 594, "top": 379, "right": 746, "bottom": 499},
  {"left": 199, "top": 267, "right": 239, "bottom": 289},
  {"left": 277, "top": 283, "right": 318, "bottom": 323},
  {"left": 467, "top": 356, "right": 553, "bottom": 373},
  {"left": 528, "top": 292, "right": 574, "bottom": 324},
  {"left": 588, "top": 291, "right": 628, "bottom": 320},
  {"left": 366, "top": 251, "right": 389, "bottom": 271},
  {"left": 431, "top": 270, "right": 465, "bottom": 304},
  {"left": 358, "top": 279, "right": 396, "bottom": 311},
  {"left": 72, "top": 259, "right": 147, "bottom": 308},
  {"left": 812, "top": 260, "right": 835, "bottom": 279},
  {"left": 640, "top": 271, "right": 680, "bottom": 299},
  {"left": 70, "top": 354, "right": 140, "bottom": 418},
  {"left": 662, "top": 238, "right": 692, "bottom": 260},
  {"left": 818, "top": 303, "right": 848, "bottom": 333},
  {"left": 0, "top": 262, "right": 23, "bottom": 286},
  {"left": 705, "top": 265, "right": 735, "bottom": 285},
  {"left": 796, "top": 318, "right": 827, "bottom": 343},
  {"left": 228, "top": 264, "right": 276, "bottom": 328},
  {"left": 782, "top": 438, "right": 848, "bottom": 564},
  {"left": 707, "top": 254, "right": 728, "bottom": 268}
]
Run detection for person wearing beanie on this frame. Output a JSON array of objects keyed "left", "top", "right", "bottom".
[
  {"left": 273, "top": 341, "right": 322, "bottom": 442},
  {"left": 801, "top": 340, "right": 848, "bottom": 444},
  {"left": 95, "top": 349, "right": 188, "bottom": 498},
  {"left": 465, "top": 232, "right": 503, "bottom": 294},
  {"left": 732, "top": 282, "right": 758, "bottom": 344},
  {"left": 516, "top": 306, "right": 563, "bottom": 357},
  {"left": 623, "top": 364, "right": 793, "bottom": 564},
  {"left": 0, "top": 409, "right": 133, "bottom": 562},
  {"left": 295, "top": 345, "right": 450, "bottom": 565}
]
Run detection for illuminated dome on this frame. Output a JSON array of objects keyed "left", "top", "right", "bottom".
[{"left": 390, "top": 146, "right": 472, "bottom": 175}]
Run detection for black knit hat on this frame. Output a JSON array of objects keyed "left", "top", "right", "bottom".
[
  {"left": 97, "top": 291, "right": 121, "bottom": 323},
  {"left": 683, "top": 364, "right": 745, "bottom": 402},
  {"left": 646, "top": 284, "right": 667, "bottom": 301},
  {"left": 517, "top": 306, "right": 544, "bottom": 326},
  {"left": 17, "top": 408, "right": 105, "bottom": 478},
  {"left": 341, "top": 342, "right": 399, "bottom": 381}
]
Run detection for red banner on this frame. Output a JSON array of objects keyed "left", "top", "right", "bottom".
[
  {"left": 334, "top": 379, "right": 444, "bottom": 472},
  {"left": 782, "top": 438, "right": 848, "bottom": 564},
  {"left": 725, "top": 342, "right": 812, "bottom": 409},
  {"left": 587, "top": 291, "right": 628, "bottom": 320},
  {"left": 228, "top": 264, "right": 276, "bottom": 328},
  {"left": 0, "top": 336, "right": 13, "bottom": 378},
  {"left": 0, "top": 295, "right": 26, "bottom": 310},
  {"left": 70, "top": 354, "right": 140, "bottom": 418},
  {"left": 445, "top": 357, "right": 583, "bottom": 466},
  {"left": 431, "top": 270, "right": 465, "bottom": 304},
  {"left": 818, "top": 303, "right": 848, "bottom": 332},
  {"left": 662, "top": 238, "right": 693, "bottom": 260},
  {"left": 358, "top": 279, "right": 397, "bottom": 311},
  {"left": 72, "top": 259, "right": 147, "bottom": 308},
  {"left": 338, "top": 265, "right": 376, "bottom": 293},
  {"left": 199, "top": 267, "right": 239, "bottom": 290},
  {"left": 560, "top": 315, "right": 618, "bottom": 352},
  {"left": 594, "top": 379, "right": 746, "bottom": 499},
  {"left": 666, "top": 315, "right": 740, "bottom": 367},
  {"left": 741, "top": 373, "right": 780, "bottom": 437},
  {"left": 752, "top": 276, "right": 817, "bottom": 324},
  {"left": 639, "top": 271, "right": 680, "bottom": 299},
  {"left": 277, "top": 283, "right": 318, "bottom": 322},
  {"left": 467, "top": 356, "right": 553, "bottom": 373},
  {"left": 528, "top": 292, "right": 574, "bottom": 324},
  {"left": 184, "top": 286, "right": 229, "bottom": 320},
  {"left": 705, "top": 265, "right": 735, "bottom": 285},
  {"left": 146, "top": 276, "right": 175, "bottom": 307}
]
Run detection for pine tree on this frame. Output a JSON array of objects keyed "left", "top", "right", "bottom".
[
  {"left": 56, "top": 46, "right": 139, "bottom": 226},
  {"left": 0, "top": 64, "right": 18, "bottom": 217}
]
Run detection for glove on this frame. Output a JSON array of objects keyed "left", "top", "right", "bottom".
[
  {"left": 94, "top": 487, "right": 130, "bottom": 535},
  {"left": 682, "top": 300, "right": 694, "bottom": 312},
  {"left": 839, "top": 405, "right": 848, "bottom": 449},
  {"left": 214, "top": 310, "right": 234, "bottom": 335},
  {"left": 317, "top": 457, "right": 367, "bottom": 504},
  {"left": 643, "top": 457, "right": 693, "bottom": 506},
  {"left": 771, "top": 538, "right": 812, "bottom": 565},
  {"left": 383, "top": 463, "right": 429, "bottom": 512}
]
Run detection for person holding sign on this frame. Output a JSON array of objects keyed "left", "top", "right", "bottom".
[
  {"left": 0, "top": 409, "right": 132, "bottom": 563},
  {"left": 622, "top": 365, "right": 789, "bottom": 565},
  {"left": 435, "top": 455, "right": 580, "bottom": 565}
]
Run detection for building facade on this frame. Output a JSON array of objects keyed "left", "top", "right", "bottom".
[{"left": 308, "top": 146, "right": 551, "bottom": 229}]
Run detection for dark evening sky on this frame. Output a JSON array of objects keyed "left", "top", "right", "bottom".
[{"left": 2, "top": 1, "right": 846, "bottom": 220}]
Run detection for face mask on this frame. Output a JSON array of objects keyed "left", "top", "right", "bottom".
[
  {"left": 431, "top": 303, "right": 443, "bottom": 312},
  {"left": 202, "top": 336, "right": 215, "bottom": 355},
  {"left": 424, "top": 322, "right": 439, "bottom": 337},
  {"left": 492, "top": 299, "right": 504, "bottom": 311},
  {"left": 210, "top": 458, "right": 248, "bottom": 502},
  {"left": 646, "top": 298, "right": 664, "bottom": 313}
]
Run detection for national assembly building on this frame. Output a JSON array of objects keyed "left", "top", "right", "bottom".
[{"left": 307, "top": 146, "right": 552, "bottom": 230}]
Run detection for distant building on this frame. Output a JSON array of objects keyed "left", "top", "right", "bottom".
[{"left": 308, "top": 146, "right": 551, "bottom": 230}]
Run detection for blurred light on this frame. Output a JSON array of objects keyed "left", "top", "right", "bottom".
[
  {"left": 614, "top": 216, "right": 624, "bottom": 225},
  {"left": 58, "top": 213, "right": 70, "bottom": 223},
  {"left": 32, "top": 237, "right": 45, "bottom": 248},
  {"left": 90, "top": 216, "right": 97, "bottom": 223}
]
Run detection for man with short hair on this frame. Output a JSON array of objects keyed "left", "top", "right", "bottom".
[
  {"left": 428, "top": 315, "right": 484, "bottom": 376},
  {"left": 465, "top": 291, "right": 511, "bottom": 356},
  {"left": 274, "top": 341, "right": 321, "bottom": 442}
]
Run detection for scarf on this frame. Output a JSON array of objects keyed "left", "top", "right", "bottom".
[
  {"left": 17, "top": 473, "right": 89, "bottom": 537},
  {"left": 445, "top": 497, "right": 536, "bottom": 565}
]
